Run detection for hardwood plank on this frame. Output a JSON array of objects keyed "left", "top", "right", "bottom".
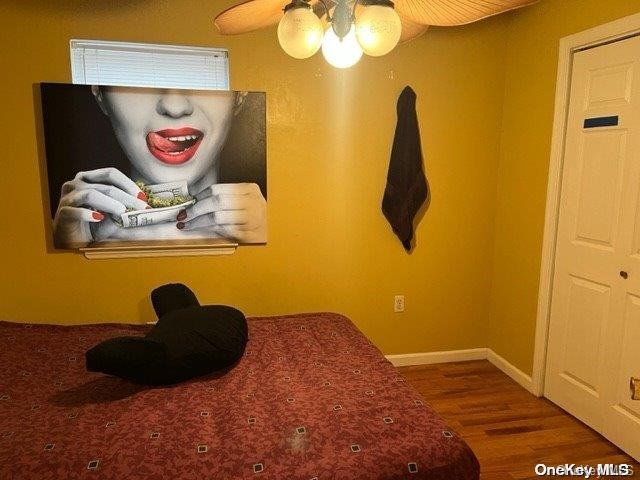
[{"left": 398, "top": 360, "right": 639, "bottom": 479}]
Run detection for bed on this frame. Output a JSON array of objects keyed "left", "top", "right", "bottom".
[{"left": 0, "top": 312, "right": 479, "bottom": 479}]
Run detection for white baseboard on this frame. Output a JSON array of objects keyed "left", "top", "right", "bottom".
[
  {"left": 486, "top": 349, "right": 534, "bottom": 394},
  {"left": 386, "top": 347, "right": 534, "bottom": 394},
  {"left": 386, "top": 348, "right": 487, "bottom": 367}
]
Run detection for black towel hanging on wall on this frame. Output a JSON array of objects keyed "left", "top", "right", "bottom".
[{"left": 382, "top": 86, "right": 429, "bottom": 251}]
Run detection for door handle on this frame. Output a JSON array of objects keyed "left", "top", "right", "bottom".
[
  {"left": 620, "top": 270, "right": 629, "bottom": 279},
  {"left": 632, "top": 377, "right": 640, "bottom": 400}
]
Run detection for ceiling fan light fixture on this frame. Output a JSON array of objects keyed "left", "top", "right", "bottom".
[
  {"left": 355, "top": 0, "right": 401, "bottom": 56},
  {"left": 277, "top": 0, "right": 324, "bottom": 59},
  {"left": 215, "top": 0, "right": 541, "bottom": 66},
  {"left": 322, "top": 24, "right": 363, "bottom": 69}
]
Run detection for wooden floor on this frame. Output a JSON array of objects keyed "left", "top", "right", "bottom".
[{"left": 399, "top": 360, "right": 639, "bottom": 480}]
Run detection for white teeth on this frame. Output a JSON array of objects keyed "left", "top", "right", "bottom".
[{"left": 166, "top": 134, "right": 199, "bottom": 142}]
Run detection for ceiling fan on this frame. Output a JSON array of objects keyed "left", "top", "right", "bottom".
[{"left": 214, "top": 0, "right": 539, "bottom": 68}]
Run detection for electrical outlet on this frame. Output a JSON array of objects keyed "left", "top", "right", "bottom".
[{"left": 394, "top": 295, "right": 405, "bottom": 313}]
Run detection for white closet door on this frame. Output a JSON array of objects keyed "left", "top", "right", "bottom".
[
  {"left": 545, "top": 34, "right": 640, "bottom": 461},
  {"left": 601, "top": 35, "right": 640, "bottom": 462}
]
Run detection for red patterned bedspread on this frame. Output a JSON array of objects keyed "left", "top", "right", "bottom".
[{"left": 0, "top": 313, "right": 479, "bottom": 479}]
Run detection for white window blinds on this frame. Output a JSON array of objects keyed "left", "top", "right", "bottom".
[{"left": 70, "top": 40, "right": 229, "bottom": 90}]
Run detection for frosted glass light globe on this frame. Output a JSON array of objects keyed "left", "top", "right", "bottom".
[
  {"left": 321, "top": 25, "right": 363, "bottom": 69},
  {"left": 355, "top": 4, "right": 401, "bottom": 56},
  {"left": 278, "top": 6, "right": 323, "bottom": 59}
]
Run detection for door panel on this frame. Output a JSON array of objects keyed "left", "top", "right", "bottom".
[
  {"left": 546, "top": 34, "right": 640, "bottom": 461},
  {"left": 585, "top": 62, "right": 634, "bottom": 108},
  {"left": 562, "top": 276, "right": 609, "bottom": 393},
  {"left": 575, "top": 131, "right": 627, "bottom": 247}
]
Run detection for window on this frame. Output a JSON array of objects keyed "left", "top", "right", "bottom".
[{"left": 70, "top": 39, "right": 229, "bottom": 90}]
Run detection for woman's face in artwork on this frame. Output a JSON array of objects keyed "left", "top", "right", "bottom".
[{"left": 94, "top": 86, "right": 239, "bottom": 186}]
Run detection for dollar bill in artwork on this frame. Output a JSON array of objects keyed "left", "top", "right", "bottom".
[
  {"left": 142, "top": 180, "right": 190, "bottom": 203},
  {"left": 119, "top": 181, "right": 196, "bottom": 228}
]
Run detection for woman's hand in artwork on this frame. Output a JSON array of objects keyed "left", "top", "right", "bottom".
[
  {"left": 53, "top": 167, "right": 149, "bottom": 247},
  {"left": 177, "top": 183, "right": 267, "bottom": 243}
]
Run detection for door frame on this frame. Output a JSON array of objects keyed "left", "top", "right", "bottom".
[{"left": 532, "top": 12, "right": 640, "bottom": 397}]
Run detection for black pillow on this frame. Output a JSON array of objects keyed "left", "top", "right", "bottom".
[
  {"left": 86, "top": 305, "right": 248, "bottom": 385},
  {"left": 151, "top": 283, "right": 200, "bottom": 319},
  {"left": 84, "top": 336, "right": 167, "bottom": 384}
]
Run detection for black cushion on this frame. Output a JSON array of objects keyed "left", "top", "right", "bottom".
[
  {"left": 84, "top": 336, "right": 167, "bottom": 384},
  {"left": 151, "top": 283, "right": 200, "bottom": 319},
  {"left": 86, "top": 305, "right": 248, "bottom": 385}
]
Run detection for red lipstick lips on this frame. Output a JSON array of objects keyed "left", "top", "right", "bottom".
[{"left": 146, "top": 127, "right": 203, "bottom": 165}]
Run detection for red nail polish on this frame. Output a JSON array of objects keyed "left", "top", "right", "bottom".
[
  {"left": 137, "top": 191, "right": 147, "bottom": 201},
  {"left": 92, "top": 211, "right": 105, "bottom": 221},
  {"left": 176, "top": 222, "right": 185, "bottom": 230},
  {"left": 176, "top": 210, "right": 187, "bottom": 221}
]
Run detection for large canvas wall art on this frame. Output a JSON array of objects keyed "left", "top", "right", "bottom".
[{"left": 40, "top": 83, "right": 266, "bottom": 249}]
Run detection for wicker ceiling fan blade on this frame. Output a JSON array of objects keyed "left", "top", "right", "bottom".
[
  {"left": 399, "top": 15, "right": 429, "bottom": 43},
  {"left": 215, "top": 0, "right": 335, "bottom": 35},
  {"left": 214, "top": 0, "right": 288, "bottom": 35},
  {"left": 394, "top": 0, "right": 539, "bottom": 26}
]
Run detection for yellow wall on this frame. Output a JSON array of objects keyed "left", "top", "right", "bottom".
[
  {"left": 0, "top": 1, "right": 507, "bottom": 355},
  {"left": 488, "top": 0, "right": 640, "bottom": 374},
  {"left": 7, "top": 0, "right": 634, "bottom": 366}
]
